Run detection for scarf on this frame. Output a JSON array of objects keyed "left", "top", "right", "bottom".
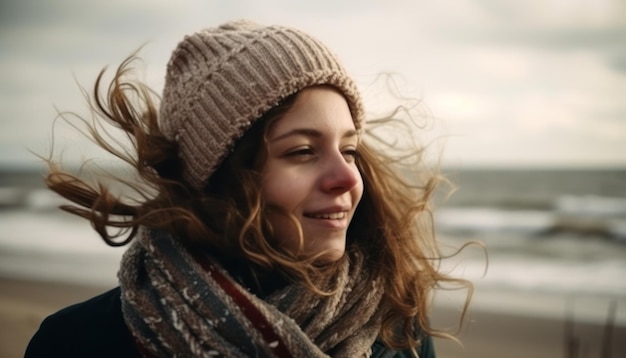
[{"left": 118, "top": 228, "right": 385, "bottom": 357}]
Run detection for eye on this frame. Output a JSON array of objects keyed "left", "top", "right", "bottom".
[
  {"left": 342, "top": 148, "right": 359, "bottom": 162},
  {"left": 284, "top": 147, "right": 315, "bottom": 158}
]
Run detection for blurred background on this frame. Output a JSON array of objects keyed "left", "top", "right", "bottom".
[{"left": 1, "top": 0, "right": 625, "bottom": 357}]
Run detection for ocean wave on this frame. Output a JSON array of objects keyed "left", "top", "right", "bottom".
[
  {"left": 0, "top": 187, "right": 28, "bottom": 209},
  {"left": 436, "top": 202, "right": 626, "bottom": 241},
  {"left": 556, "top": 195, "right": 626, "bottom": 217},
  {"left": 1, "top": 207, "right": 625, "bottom": 304},
  {"left": 0, "top": 187, "right": 65, "bottom": 211},
  {"left": 435, "top": 208, "right": 553, "bottom": 235}
]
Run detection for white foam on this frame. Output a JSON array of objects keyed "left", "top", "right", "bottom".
[
  {"left": 435, "top": 208, "right": 554, "bottom": 234},
  {"left": 556, "top": 195, "right": 626, "bottom": 217}
]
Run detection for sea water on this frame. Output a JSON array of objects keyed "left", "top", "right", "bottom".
[
  {"left": 1, "top": 167, "right": 625, "bottom": 323},
  {"left": 433, "top": 168, "right": 626, "bottom": 324}
]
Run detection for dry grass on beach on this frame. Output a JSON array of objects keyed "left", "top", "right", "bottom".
[{"left": 1, "top": 277, "right": 624, "bottom": 358}]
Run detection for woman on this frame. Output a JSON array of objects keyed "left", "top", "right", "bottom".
[{"left": 26, "top": 20, "right": 471, "bottom": 357}]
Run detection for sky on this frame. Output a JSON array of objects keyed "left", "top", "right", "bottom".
[{"left": 1, "top": 0, "right": 625, "bottom": 169}]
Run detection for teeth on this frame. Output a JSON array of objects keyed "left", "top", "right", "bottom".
[{"left": 309, "top": 212, "right": 346, "bottom": 220}]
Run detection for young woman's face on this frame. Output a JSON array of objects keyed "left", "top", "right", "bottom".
[{"left": 261, "top": 86, "right": 363, "bottom": 262}]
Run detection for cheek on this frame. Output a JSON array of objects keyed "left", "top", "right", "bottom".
[
  {"left": 262, "top": 181, "right": 286, "bottom": 207},
  {"left": 261, "top": 170, "right": 305, "bottom": 210},
  {"left": 261, "top": 171, "right": 306, "bottom": 246}
]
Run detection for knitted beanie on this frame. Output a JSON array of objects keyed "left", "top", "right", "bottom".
[{"left": 159, "top": 19, "right": 364, "bottom": 189}]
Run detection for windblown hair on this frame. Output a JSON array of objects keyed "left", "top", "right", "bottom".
[{"left": 46, "top": 55, "right": 473, "bottom": 353}]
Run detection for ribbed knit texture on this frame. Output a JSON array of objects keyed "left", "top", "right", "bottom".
[{"left": 159, "top": 20, "right": 364, "bottom": 189}]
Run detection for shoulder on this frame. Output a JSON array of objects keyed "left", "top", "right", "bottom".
[
  {"left": 371, "top": 335, "right": 436, "bottom": 358},
  {"left": 25, "top": 287, "right": 140, "bottom": 358}
]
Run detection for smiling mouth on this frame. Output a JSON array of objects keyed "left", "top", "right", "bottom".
[{"left": 304, "top": 212, "right": 347, "bottom": 220}]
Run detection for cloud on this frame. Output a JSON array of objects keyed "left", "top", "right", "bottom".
[{"left": 1, "top": 0, "right": 625, "bottom": 168}]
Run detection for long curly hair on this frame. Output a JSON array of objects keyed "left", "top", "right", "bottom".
[{"left": 45, "top": 55, "right": 473, "bottom": 352}]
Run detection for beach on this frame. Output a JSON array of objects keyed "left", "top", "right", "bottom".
[
  {"left": 2, "top": 167, "right": 626, "bottom": 357},
  {"left": 2, "top": 276, "right": 624, "bottom": 358}
]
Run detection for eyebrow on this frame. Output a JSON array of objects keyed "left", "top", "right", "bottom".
[{"left": 269, "top": 128, "right": 359, "bottom": 142}]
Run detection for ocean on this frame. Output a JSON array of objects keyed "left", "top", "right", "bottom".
[{"left": 1, "top": 166, "right": 625, "bottom": 324}]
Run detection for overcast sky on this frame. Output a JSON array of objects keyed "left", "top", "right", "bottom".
[{"left": 1, "top": 0, "right": 625, "bottom": 169}]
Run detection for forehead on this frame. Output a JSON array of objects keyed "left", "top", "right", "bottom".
[{"left": 269, "top": 86, "right": 356, "bottom": 135}]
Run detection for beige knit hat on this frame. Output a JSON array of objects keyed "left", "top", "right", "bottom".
[{"left": 159, "top": 19, "right": 364, "bottom": 189}]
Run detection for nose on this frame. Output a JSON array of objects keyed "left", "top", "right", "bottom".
[{"left": 319, "top": 152, "right": 361, "bottom": 194}]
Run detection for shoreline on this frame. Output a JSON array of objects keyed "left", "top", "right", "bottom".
[
  {"left": 2, "top": 276, "right": 625, "bottom": 358},
  {"left": 434, "top": 285, "right": 626, "bottom": 325}
]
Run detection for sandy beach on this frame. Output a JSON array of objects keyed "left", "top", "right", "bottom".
[{"left": 1, "top": 276, "right": 624, "bottom": 358}]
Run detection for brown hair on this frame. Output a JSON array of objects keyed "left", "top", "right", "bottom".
[{"left": 46, "top": 55, "right": 472, "bottom": 352}]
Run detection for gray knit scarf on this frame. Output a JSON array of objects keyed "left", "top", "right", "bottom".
[{"left": 118, "top": 228, "right": 384, "bottom": 357}]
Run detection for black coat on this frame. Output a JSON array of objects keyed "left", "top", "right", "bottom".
[{"left": 25, "top": 287, "right": 436, "bottom": 357}]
